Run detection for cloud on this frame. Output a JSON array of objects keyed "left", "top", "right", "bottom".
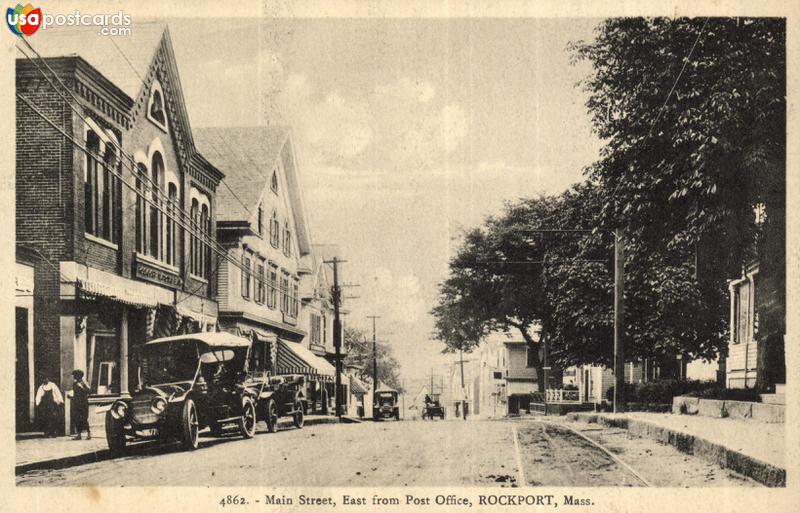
[{"left": 375, "top": 77, "right": 436, "bottom": 103}]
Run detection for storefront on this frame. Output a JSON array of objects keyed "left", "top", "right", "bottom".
[
  {"left": 59, "top": 261, "right": 218, "bottom": 431},
  {"left": 276, "top": 339, "right": 336, "bottom": 414},
  {"left": 15, "top": 261, "right": 36, "bottom": 432}
]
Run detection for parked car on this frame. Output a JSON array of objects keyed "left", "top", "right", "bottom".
[
  {"left": 104, "top": 332, "right": 306, "bottom": 454},
  {"left": 373, "top": 388, "right": 400, "bottom": 421}
]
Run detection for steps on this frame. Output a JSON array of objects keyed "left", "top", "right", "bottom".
[{"left": 760, "top": 383, "right": 785, "bottom": 406}]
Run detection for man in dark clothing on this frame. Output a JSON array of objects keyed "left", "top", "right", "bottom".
[{"left": 71, "top": 370, "right": 91, "bottom": 440}]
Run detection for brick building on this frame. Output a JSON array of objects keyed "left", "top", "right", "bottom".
[{"left": 15, "top": 24, "right": 223, "bottom": 432}]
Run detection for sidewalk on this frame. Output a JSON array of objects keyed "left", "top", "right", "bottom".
[
  {"left": 566, "top": 411, "right": 785, "bottom": 487},
  {"left": 16, "top": 414, "right": 342, "bottom": 474}
]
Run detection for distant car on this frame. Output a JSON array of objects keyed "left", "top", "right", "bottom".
[
  {"left": 422, "top": 402, "right": 445, "bottom": 420},
  {"left": 373, "top": 388, "right": 400, "bottom": 421},
  {"left": 104, "top": 333, "right": 306, "bottom": 454}
]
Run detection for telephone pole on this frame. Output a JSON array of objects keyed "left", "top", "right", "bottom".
[
  {"left": 613, "top": 229, "right": 626, "bottom": 413},
  {"left": 367, "top": 315, "right": 381, "bottom": 413},
  {"left": 324, "top": 257, "right": 347, "bottom": 418}
]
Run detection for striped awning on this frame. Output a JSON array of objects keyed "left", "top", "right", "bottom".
[
  {"left": 276, "top": 339, "right": 336, "bottom": 382},
  {"left": 349, "top": 375, "right": 369, "bottom": 396}
]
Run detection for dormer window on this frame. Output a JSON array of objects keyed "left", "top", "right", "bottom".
[
  {"left": 271, "top": 170, "right": 278, "bottom": 194},
  {"left": 147, "top": 81, "right": 168, "bottom": 131}
]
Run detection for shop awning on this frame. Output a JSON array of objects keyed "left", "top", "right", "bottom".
[
  {"left": 276, "top": 339, "right": 336, "bottom": 382},
  {"left": 349, "top": 375, "right": 369, "bottom": 396},
  {"left": 175, "top": 303, "right": 218, "bottom": 328},
  {"left": 62, "top": 261, "right": 172, "bottom": 308}
]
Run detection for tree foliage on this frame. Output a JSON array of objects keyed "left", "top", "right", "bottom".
[
  {"left": 433, "top": 18, "right": 785, "bottom": 374},
  {"left": 343, "top": 326, "right": 404, "bottom": 392}
]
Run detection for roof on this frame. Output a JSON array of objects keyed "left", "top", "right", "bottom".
[
  {"left": 24, "top": 22, "right": 167, "bottom": 100},
  {"left": 483, "top": 327, "right": 540, "bottom": 345},
  {"left": 145, "top": 332, "right": 251, "bottom": 349},
  {"left": 193, "top": 126, "right": 290, "bottom": 222}
]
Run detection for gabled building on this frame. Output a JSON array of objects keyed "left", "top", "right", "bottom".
[
  {"left": 16, "top": 24, "right": 224, "bottom": 432},
  {"left": 194, "top": 126, "right": 335, "bottom": 407}
]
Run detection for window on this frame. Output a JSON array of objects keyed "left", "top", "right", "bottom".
[
  {"left": 84, "top": 130, "right": 117, "bottom": 243},
  {"left": 322, "top": 314, "right": 327, "bottom": 345},
  {"left": 257, "top": 203, "right": 264, "bottom": 237},
  {"left": 271, "top": 170, "right": 278, "bottom": 193},
  {"left": 255, "top": 260, "right": 265, "bottom": 304},
  {"left": 269, "top": 211, "right": 280, "bottom": 248},
  {"left": 135, "top": 163, "right": 148, "bottom": 253},
  {"left": 292, "top": 281, "right": 299, "bottom": 317},
  {"left": 149, "top": 153, "right": 165, "bottom": 260},
  {"left": 283, "top": 222, "right": 292, "bottom": 256},
  {"left": 166, "top": 183, "right": 177, "bottom": 266},
  {"left": 147, "top": 82, "right": 167, "bottom": 130},
  {"left": 311, "top": 314, "right": 322, "bottom": 345},
  {"left": 267, "top": 265, "right": 278, "bottom": 309},
  {"left": 493, "top": 371, "right": 503, "bottom": 380},
  {"left": 280, "top": 273, "right": 290, "bottom": 313},
  {"left": 200, "top": 204, "right": 209, "bottom": 277},
  {"left": 241, "top": 252, "right": 252, "bottom": 299},
  {"left": 732, "top": 275, "right": 758, "bottom": 345}
]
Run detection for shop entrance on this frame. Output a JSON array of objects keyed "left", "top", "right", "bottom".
[{"left": 16, "top": 307, "right": 32, "bottom": 432}]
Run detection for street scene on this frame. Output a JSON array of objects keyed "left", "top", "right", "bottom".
[{"left": 11, "top": 7, "right": 787, "bottom": 494}]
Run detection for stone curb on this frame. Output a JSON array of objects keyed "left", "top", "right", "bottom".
[
  {"left": 565, "top": 412, "right": 786, "bottom": 487},
  {"left": 16, "top": 416, "right": 342, "bottom": 475}
]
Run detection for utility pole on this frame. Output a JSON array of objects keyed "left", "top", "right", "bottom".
[
  {"left": 324, "top": 257, "right": 347, "bottom": 419},
  {"left": 613, "top": 229, "right": 626, "bottom": 413},
  {"left": 367, "top": 315, "right": 381, "bottom": 414}
]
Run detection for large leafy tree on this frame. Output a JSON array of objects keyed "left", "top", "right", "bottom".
[{"left": 570, "top": 17, "right": 785, "bottom": 366}]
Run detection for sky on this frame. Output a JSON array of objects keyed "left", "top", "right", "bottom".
[{"left": 168, "top": 17, "right": 604, "bottom": 389}]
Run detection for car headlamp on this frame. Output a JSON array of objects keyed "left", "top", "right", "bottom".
[
  {"left": 151, "top": 397, "right": 167, "bottom": 415},
  {"left": 111, "top": 401, "right": 128, "bottom": 420}
]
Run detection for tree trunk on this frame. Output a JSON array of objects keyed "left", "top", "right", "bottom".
[{"left": 515, "top": 324, "right": 545, "bottom": 393}]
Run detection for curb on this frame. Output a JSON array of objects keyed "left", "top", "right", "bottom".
[
  {"left": 17, "top": 416, "right": 345, "bottom": 475},
  {"left": 566, "top": 412, "right": 786, "bottom": 487}
]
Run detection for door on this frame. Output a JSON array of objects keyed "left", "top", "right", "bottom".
[{"left": 16, "top": 308, "right": 31, "bottom": 432}]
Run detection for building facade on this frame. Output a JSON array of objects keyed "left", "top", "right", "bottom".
[
  {"left": 16, "top": 24, "right": 224, "bottom": 432},
  {"left": 472, "top": 330, "right": 538, "bottom": 418},
  {"left": 195, "top": 126, "right": 336, "bottom": 410}
]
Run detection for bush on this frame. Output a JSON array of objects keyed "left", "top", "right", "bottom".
[{"left": 605, "top": 379, "right": 718, "bottom": 405}]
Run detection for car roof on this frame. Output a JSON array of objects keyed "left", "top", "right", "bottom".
[
  {"left": 144, "top": 332, "right": 251, "bottom": 349},
  {"left": 376, "top": 388, "right": 398, "bottom": 394}
]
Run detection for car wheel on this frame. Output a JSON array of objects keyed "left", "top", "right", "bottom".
[
  {"left": 265, "top": 399, "right": 278, "bottom": 433},
  {"left": 238, "top": 397, "right": 256, "bottom": 439},
  {"left": 293, "top": 399, "right": 305, "bottom": 429},
  {"left": 180, "top": 399, "right": 200, "bottom": 450},
  {"left": 105, "top": 411, "right": 127, "bottom": 455}
]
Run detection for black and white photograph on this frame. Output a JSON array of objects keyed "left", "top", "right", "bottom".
[{"left": 2, "top": 0, "right": 797, "bottom": 511}]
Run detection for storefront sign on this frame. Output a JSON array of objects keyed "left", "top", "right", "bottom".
[{"left": 135, "top": 258, "right": 182, "bottom": 289}]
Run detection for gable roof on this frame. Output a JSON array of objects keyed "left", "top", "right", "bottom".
[
  {"left": 194, "top": 126, "right": 312, "bottom": 255},
  {"left": 25, "top": 22, "right": 166, "bottom": 101}
]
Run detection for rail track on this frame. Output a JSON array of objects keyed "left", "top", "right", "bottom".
[{"left": 514, "top": 420, "right": 652, "bottom": 487}]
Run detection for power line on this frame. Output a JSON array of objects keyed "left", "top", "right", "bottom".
[{"left": 15, "top": 42, "right": 279, "bottom": 292}]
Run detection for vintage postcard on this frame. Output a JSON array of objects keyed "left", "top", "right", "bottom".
[{"left": 0, "top": 1, "right": 797, "bottom": 512}]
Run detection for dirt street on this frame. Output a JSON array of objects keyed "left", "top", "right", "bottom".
[{"left": 16, "top": 418, "right": 761, "bottom": 487}]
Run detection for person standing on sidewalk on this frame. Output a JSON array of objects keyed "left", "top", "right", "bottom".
[
  {"left": 34, "top": 377, "right": 64, "bottom": 437},
  {"left": 70, "top": 370, "right": 91, "bottom": 440}
]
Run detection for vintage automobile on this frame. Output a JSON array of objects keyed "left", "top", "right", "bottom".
[
  {"left": 104, "top": 332, "right": 306, "bottom": 454},
  {"left": 422, "top": 401, "right": 446, "bottom": 420},
  {"left": 373, "top": 388, "right": 400, "bottom": 421}
]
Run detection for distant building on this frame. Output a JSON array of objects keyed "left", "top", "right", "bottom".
[{"left": 472, "top": 330, "right": 538, "bottom": 418}]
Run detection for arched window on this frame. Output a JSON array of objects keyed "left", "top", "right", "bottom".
[
  {"left": 271, "top": 170, "right": 278, "bottom": 193},
  {"left": 101, "top": 145, "right": 117, "bottom": 243},
  {"left": 149, "top": 152, "right": 165, "bottom": 260},
  {"left": 190, "top": 198, "right": 199, "bottom": 276},
  {"left": 135, "top": 163, "right": 148, "bottom": 253},
  {"left": 200, "top": 204, "right": 209, "bottom": 278},
  {"left": 167, "top": 183, "right": 178, "bottom": 265},
  {"left": 84, "top": 130, "right": 101, "bottom": 237},
  {"left": 147, "top": 82, "right": 167, "bottom": 130}
]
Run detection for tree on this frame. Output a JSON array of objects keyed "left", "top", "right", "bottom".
[
  {"left": 570, "top": 18, "right": 785, "bottom": 371},
  {"left": 343, "top": 326, "right": 404, "bottom": 392}
]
